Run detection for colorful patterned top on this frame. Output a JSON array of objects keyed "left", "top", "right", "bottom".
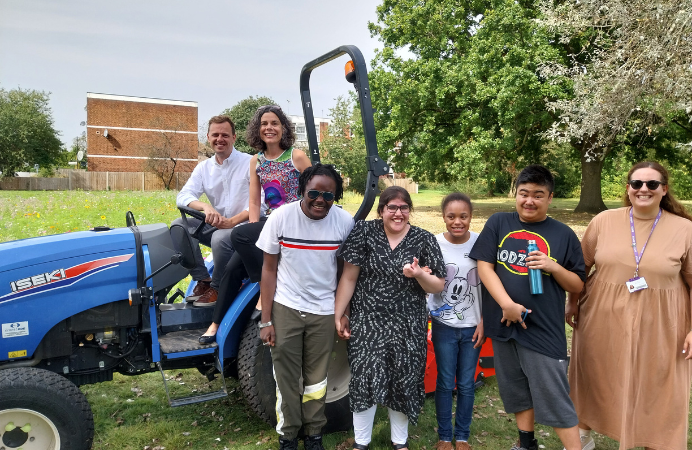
[{"left": 256, "top": 148, "right": 301, "bottom": 214}]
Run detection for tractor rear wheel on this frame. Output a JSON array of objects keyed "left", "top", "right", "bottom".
[
  {"left": 237, "top": 315, "right": 352, "bottom": 434},
  {"left": 0, "top": 367, "right": 94, "bottom": 450}
]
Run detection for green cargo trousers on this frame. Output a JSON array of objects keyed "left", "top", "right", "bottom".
[{"left": 271, "top": 302, "right": 335, "bottom": 439}]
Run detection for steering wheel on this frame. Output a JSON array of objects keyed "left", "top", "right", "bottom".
[{"left": 178, "top": 206, "right": 217, "bottom": 241}]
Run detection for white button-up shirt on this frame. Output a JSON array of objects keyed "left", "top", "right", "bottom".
[{"left": 176, "top": 148, "right": 253, "bottom": 223}]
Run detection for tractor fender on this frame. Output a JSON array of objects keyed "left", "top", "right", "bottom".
[{"left": 216, "top": 281, "right": 260, "bottom": 364}]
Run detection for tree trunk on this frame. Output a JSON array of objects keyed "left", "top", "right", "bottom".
[
  {"left": 486, "top": 179, "right": 495, "bottom": 197},
  {"left": 574, "top": 146, "right": 608, "bottom": 213},
  {"left": 507, "top": 163, "right": 518, "bottom": 198}
]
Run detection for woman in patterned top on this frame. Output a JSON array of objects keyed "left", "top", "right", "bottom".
[
  {"left": 199, "top": 105, "right": 310, "bottom": 343},
  {"left": 334, "top": 186, "right": 446, "bottom": 450},
  {"left": 246, "top": 104, "right": 312, "bottom": 220}
]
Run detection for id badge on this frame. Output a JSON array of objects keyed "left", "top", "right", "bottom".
[{"left": 627, "top": 276, "right": 648, "bottom": 293}]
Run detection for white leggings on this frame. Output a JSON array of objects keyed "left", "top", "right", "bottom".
[{"left": 353, "top": 405, "right": 409, "bottom": 446}]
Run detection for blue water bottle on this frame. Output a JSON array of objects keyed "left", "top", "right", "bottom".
[{"left": 527, "top": 240, "right": 543, "bottom": 295}]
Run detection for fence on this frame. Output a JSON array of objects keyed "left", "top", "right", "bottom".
[
  {"left": 0, "top": 171, "right": 192, "bottom": 191},
  {"left": 381, "top": 177, "right": 419, "bottom": 194}
]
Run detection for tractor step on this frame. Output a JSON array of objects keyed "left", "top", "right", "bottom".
[
  {"left": 158, "top": 358, "right": 228, "bottom": 407},
  {"left": 159, "top": 328, "right": 217, "bottom": 359},
  {"left": 160, "top": 302, "right": 214, "bottom": 333},
  {"left": 167, "top": 389, "right": 228, "bottom": 407}
]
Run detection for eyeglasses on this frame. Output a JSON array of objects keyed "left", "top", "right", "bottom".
[
  {"left": 306, "top": 190, "right": 335, "bottom": 202},
  {"left": 385, "top": 204, "right": 410, "bottom": 213},
  {"left": 628, "top": 180, "right": 666, "bottom": 190}
]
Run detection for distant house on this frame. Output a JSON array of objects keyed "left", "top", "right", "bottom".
[
  {"left": 85, "top": 93, "right": 198, "bottom": 172},
  {"left": 288, "top": 114, "right": 331, "bottom": 149}
]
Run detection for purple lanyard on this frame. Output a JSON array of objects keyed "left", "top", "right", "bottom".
[{"left": 629, "top": 207, "right": 662, "bottom": 277}]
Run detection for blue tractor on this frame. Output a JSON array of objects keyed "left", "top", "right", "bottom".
[{"left": 0, "top": 46, "right": 390, "bottom": 450}]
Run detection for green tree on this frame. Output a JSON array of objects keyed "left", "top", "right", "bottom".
[
  {"left": 220, "top": 96, "right": 276, "bottom": 154},
  {"left": 539, "top": 0, "right": 692, "bottom": 211},
  {"left": 368, "top": 0, "right": 572, "bottom": 195},
  {"left": 143, "top": 120, "right": 192, "bottom": 190},
  {"left": 0, "top": 87, "right": 62, "bottom": 177},
  {"left": 321, "top": 95, "right": 370, "bottom": 194},
  {"left": 58, "top": 132, "right": 87, "bottom": 168},
  {"left": 598, "top": 109, "right": 692, "bottom": 199}
]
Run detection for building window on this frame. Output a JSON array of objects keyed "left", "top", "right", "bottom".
[{"left": 296, "top": 125, "right": 307, "bottom": 142}]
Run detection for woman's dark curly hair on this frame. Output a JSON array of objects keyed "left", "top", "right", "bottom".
[
  {"left": 246, "top": 105, "right": 296, "bottom": 152},
  {"left": 298, "top": 163, "right": 344, "bottom": 203}
]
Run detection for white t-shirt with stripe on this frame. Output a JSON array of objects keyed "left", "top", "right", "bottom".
[{"left": 255, "top": 201, "right": 354, "bottom": 315}]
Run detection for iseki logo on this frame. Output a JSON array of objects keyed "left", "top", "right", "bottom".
[{"left": 10, "top": 269, "right": 66, "bottom": 292}]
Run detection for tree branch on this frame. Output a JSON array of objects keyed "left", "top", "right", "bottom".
[{"left": 673, "top": 119, "right": 692, "bottom": 133}]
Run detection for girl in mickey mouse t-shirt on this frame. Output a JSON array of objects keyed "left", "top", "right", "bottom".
[{"left": 427, "top": 192, "right": 484, "bottom": 450}]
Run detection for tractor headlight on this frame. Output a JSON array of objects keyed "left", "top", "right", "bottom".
[{"left": 128, "top": 288, "right": 142, "bottom": 306}]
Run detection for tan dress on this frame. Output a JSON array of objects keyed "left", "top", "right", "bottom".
[{"left": 570, "top": 207, "right": 692, "bottom": 450}]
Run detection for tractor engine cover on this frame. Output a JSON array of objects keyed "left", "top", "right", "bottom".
[
  {"left": 0, "top": 223, "right": 187, "bottom": 363},
  {"left": 0, "top": 227, "right": 139, "bottom": 361}
]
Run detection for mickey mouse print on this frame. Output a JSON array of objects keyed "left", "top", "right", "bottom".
[{"left": 428, "top": 232, "right": 483, "bottom": 328}]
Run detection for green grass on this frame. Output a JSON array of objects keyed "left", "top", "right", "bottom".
[
  {"left": 1, "top": 190, "right": 689, "bottom": 450},
  {"left": 0, "top": 190, "right": 181, "bottom": 242}
]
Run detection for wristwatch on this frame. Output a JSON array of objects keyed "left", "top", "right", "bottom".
[{"left": 258, "top": 321, "right": 273, "bottom": 329}]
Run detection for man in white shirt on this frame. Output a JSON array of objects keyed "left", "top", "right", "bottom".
[
  {"left": 256, "top": 163, "right": 354, "bottom": 450},
  {"left": 173, "top": 115, "right": 252, "bottom": 306}
]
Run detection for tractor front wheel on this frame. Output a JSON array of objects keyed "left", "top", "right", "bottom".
[{"left": 0, "top": 367, "right": 94, "bottom": 450}]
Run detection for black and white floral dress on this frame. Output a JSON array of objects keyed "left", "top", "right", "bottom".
[{"left": 339, "top": 219, "right": 445, "bottom": 423}]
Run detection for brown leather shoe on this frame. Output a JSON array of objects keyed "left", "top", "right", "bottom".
[
  {"left": 435, "top": 441, "right": 453, "bottom": 450},
  {"left": 193, "top": 287, "right": 217, "bottom": 307},
  {"left": 455, "top": 441, "right": 472, "bottom": 450},
  {"left": 186, "top": 280, "right": 211, "bottom": 302}
]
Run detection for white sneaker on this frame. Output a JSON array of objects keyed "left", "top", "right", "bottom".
[{"left": 563, "top": 435, "right": 595, "bottom": 450}]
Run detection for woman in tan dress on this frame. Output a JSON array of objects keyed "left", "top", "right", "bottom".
[{"left": 566, "top": 161, "right": 692, "bottom": 450}]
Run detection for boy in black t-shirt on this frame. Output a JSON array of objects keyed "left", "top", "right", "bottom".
[{"left": 469, "top": 165, "right": 586, "bottom": 450}]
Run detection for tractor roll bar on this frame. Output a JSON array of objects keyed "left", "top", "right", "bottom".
[{"left": 299, "top": 45, "right": 390, "bottom": 221}]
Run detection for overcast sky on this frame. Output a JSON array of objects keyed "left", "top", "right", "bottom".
[{"left": 0, "top": 0, "right": 383, "bottom": 146}]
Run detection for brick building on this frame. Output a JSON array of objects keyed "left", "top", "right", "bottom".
[
  {"left": 86, "top": 93, "right": 198, "bottom": 172},
  {"left": 288, "top": 114, "right": 331, "bottom": 149}
]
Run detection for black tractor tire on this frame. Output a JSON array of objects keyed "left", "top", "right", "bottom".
[
  {"left": 0, "top": 367, "right": 94, "bottom": 450},
  {"left": 237, "top": 316, "right": 352, "bottom": 434}
]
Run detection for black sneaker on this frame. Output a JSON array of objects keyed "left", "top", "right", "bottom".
[
  {"left": 279, "top": 437, "right": 299, "bottom": 450},
  {"left": 304, "top": 435, "right": 325, "bottom": 450},
  {"left": 509, "top": 439, "right": 538, "bottom": 450}
]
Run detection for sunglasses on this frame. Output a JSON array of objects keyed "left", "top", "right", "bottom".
[
  {"left": 306, "top": 190, "right": 335, "bottom": 202},
  {"left": 628, "top": 180, "right": 666, "bottom": 190},
  {"left": 259, "top": 104, "right": 282, "bottom": 112},
  {"left": 385, "top": 204, "right": 410, "bottom": 213}
]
